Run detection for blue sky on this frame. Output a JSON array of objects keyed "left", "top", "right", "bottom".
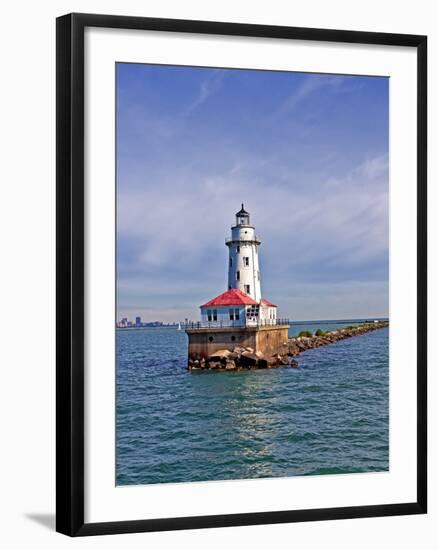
[{"left": 116, "top": 63, "right": 389, "bottom": 322}]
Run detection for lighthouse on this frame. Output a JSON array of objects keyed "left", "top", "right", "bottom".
[
  {"left": 185, "top": 205, "right": 289, "bottom": 365},
  {"left": 226, "top": 204, "right": 261, "bottom": 301}
]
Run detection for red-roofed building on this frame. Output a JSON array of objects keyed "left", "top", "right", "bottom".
[
  {"left": 201, "top": 289, "right": 257, "bottom": 308},
  {"left": 260, "top": 298, "right": 277, "bottom": 307},
  {"left": 200, "top": 288, "right": 278, "bottom": 328}
]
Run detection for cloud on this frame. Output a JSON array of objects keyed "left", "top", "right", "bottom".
[
  {"left": 277, "top": 74, "right": 348, "bottom": 115},
  {"left": 185, "top": 70, "right": 227, "bottom": 115}
]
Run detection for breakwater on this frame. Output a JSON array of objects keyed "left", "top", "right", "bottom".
[{"left": 188, "top": 320, "right": 389, "bottom": 371}]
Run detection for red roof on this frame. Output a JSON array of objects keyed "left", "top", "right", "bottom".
[
  {"left": 260, "top": 298, "right": 277, "bottom": 307},
  {"left": 201, "top": 289, "right": 258, "bottom": 307}
]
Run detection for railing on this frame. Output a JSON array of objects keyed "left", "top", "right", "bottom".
[
  {"left": 183, "top": 318, "right": 290, "bottom": 330},
  {"left": 225, "top": 236, "right": 261, "bottom": 245}
]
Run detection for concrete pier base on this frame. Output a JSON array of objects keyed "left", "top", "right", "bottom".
[{"left": 185, "top": 324, "right": 290, "bottom": 362}]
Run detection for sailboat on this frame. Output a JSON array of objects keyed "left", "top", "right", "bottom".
[{"left": 177, "top": 322, "right": 182, "bottom": 331}]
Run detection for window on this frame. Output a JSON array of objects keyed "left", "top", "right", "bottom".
[
  {"left": 236, "top": 271, "right": 240, "bottom": 281},
  {"left": 207, "top": 309, "right": 212, "bottom": 322},
  {"left": 209, "top": 336, "right": 214, "bottom": 342},
  {"left": 235, "top": 308, "right": 240, "bottom": 320},
  {"left": 229, "top": 257, "right": 232, "bottom": 267},
  {"left": 243, "top": 257, "right": 249, "bottom": 266},
  {"left": 244, "top": 284, "right": 250, "bottom": 294},
  {"left": 229, "top": 309, "right": 234, "bottom": 321},
  {"left": 213, "top": 310, "right": 217, "bottom": 321},
  {"left": 246, "top": 305, "right": 259, "bottom": 318},
  {"left": 237, "top": 246, "right": 240, "bottom": 253}
]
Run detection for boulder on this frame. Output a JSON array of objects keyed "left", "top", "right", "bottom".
[
  {"left": 257, "top": 358, "right": 269, "bottom": 369},
  {"left": 288, "top": 342, "right": 300, "bottom": 356},
  {"left": 240, "top": 352, "right": 259, "bottom": 366},
  {"left": 245, "top": 347, "right": 254, "bottom": 353},
  {"left": 209, "top": 349, "right": 232, "bottom": 360},
  {"left": 225, "top": 360, "right": 236, "bottom": 370}
]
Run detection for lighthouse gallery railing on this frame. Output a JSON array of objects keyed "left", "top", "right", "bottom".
[{"left": 183, "top": 318, "right": 290, "bottom": 330}]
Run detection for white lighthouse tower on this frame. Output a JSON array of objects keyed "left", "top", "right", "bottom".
[{"left": 226, "top": 204, "right": 261, "bottom": 302}]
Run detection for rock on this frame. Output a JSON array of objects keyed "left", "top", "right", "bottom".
[
  {"left": 290, "top": 359, "right": 299, "bottom": 368},
  {"left": 245, "top": 347, "right": 254, "bottom": 353},
  {"left": 209, "top": 349, "right": 232, "bottom": 360},
  {"left": 255, "top": 350, "right": 264, "bottom": 359},
  {"left": 269, "top": 354, "right": 282, "bottom": 365},
  {"left": 240, "top": 352, "right": 259, "bottom": 366},
  {"left": 225, "top": 360, "right": 236, "bottom": 370},
  {"left": 188, "top": 359, "right": 198, "bottom": 370},
  {"left": 233, "top": 347, "right": 246, "bottom": 354},
  {"left": 257, "top": 358, "right": 269, "bottom": 369},
  {"left": 208, "top": 361, "right": 222, "bottom": 370},
  {"left": 288, "top": 342, "right": 300, "bottom": 356}
]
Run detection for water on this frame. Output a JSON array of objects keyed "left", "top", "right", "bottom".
[{"left": 116, "top": 321, "right": 389, "bottom": 485}]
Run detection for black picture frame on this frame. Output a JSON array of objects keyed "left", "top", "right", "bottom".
[{"left": 56, "top": 12, "right": 427, "bottom": 537}]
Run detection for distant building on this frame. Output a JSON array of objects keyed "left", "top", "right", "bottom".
[{"left": 135, "top": 316, "right": 141, "bottom": 327}]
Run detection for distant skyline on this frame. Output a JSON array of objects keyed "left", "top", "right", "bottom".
[{"left": 117, "top": 64, "right": 389, "bottom": 322}]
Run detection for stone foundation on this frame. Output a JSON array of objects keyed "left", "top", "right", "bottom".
[{"left": 185, "top": 325, "right": 290, "bottom": 363}]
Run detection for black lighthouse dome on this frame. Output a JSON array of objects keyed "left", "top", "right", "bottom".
[{"left": 236, "top": 203, "right": 250, "bottom": 225}]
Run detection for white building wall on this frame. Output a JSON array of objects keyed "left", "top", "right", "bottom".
[
  {"left": 259, "top": 305, "right": 278, "bottom": 324},
  {"left": 200, "top": 305, "right": 246, "bottom": 327},
  {"left": 200, "top": 304, "right": 278, "bottom": 327}
]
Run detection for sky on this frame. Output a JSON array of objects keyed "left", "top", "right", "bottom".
[{"left": 116, "top": 63, "right": 389, "bottom": 323}]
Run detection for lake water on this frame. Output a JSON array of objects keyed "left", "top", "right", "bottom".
[{"left": 116, "top": 321, "right": 389, "bottom": 485}]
